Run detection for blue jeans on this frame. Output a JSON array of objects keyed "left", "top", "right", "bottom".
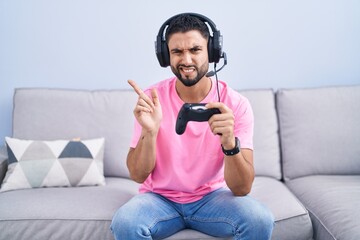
[{"left": 111, "top": 188, "right": 274, "bottom": 240}]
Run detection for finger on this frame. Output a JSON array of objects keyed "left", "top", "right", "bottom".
[
  {"left": 137, "top": 98, "right": 152, "bottom": 109},
  {"left": 128, "top": 79, "right": 155, "bottom": 109},
  {"left": 134, "top": 104, "right": 151, "bottom": 114},
  {"left": 128, "top": 79, "right": 143, "bottom": 96},
  {"left": 210, "top": 113, "right": 233, "bottom": 122},
  {"left": 209, "top": 115, "right": 234, "bottom": 136},
  {"left": 151, "top": 88, "right": 160, "bottom": 106},
  {"left": 205, "top": 102, "right": 227, "bottom": 113}
]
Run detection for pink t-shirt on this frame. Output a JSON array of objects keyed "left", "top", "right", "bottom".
[{"left": 130, "top": 77, "right": 254, "bottom": 203}]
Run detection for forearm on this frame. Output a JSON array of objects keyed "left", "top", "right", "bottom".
[
  {"left": 127, "top": 129, "right": 157, "bottom": 183},
  {"left": 224, "top": 149, "right": 255, "bottom": 196}
]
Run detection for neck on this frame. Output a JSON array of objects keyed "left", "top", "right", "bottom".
[{"left": 176, "top": 77, "right": 212, "bottom": 103}]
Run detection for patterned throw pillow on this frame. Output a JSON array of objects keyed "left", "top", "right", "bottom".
[{"left": 0, "top": 137, "right": 106, "bottom": 192}]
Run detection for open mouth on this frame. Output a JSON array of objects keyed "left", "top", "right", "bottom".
[{"left": 179, "top": 66, "right": 196, "bottom": 75}]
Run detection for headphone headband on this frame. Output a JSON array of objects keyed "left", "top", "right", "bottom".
[
  {"left": 157, "top": 13, "right": 219, "bottom": 41},
  {"left": 155, "top": 13, "right": 223, "bottom": 67}
]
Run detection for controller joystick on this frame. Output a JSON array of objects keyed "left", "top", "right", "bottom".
[{"left": 175, "top": 103, "right": 221, "bottom": 135}]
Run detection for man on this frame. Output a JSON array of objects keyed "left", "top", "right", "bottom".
[{"left": 111, "top": 13, "right": 274, "bottom": 239}]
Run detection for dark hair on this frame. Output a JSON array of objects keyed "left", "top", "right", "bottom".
[{"left": 165, "top": 14, "right": 210, "bottom": 44}]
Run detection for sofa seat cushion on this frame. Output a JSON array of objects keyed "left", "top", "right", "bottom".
[
  {"left": 286, "top": 175, "right": 360, "bottom": 240},
  {"left": 167, "top": 177, "right": 312, "bottom": 240},
  {"left": 249, "top": 177, "right": 313, "bottom": 240},
  {"left": 0, "top": 176, "right": 312, "bottom": 240},
  {"left": 0, "top": 177, "right": 139, "bottom": 240}
]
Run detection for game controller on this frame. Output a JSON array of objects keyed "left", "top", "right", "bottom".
[{"left": 175, "top": 103, "right": 221, "bottom": 135}]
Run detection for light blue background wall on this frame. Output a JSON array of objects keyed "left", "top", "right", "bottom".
[{"left": 1, "top": 0, "right": 360, "bottom": 143}]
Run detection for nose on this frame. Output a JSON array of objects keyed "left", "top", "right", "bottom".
[{"left": 181, "top": 51, "right": 193, "bottom": 65}]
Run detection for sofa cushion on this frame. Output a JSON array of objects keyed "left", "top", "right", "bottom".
[
  {"left": 277, "top": 85, "right": 360, "bottom": 180},
  {"left": 166, "top": 177, "right": 313, "bottom": 240},
  {"left": 1, "top": 137, "right": 105, "bottom": 192},
  {"left": 286, "top": 175, "right": 360, "bottom": 240},
  {"left": 0, "top": 177, "right": 139, "bottom": 240},
  {"left": 168, "top": 178, "right": 313, "bottom": 240},
  {"left": 0, "top": 175, "right": 312, "bottom": 240},
  {"left": 166, "top": 230, "right": 231, "bottom": 239},
  {"left": 12, "top": 88, "right": 138, "bottom": 178},
  {"left": 249, "top": 177, "right": 313, "bottom": 240},
  {"left": 239, "top": 89, "right": 281, "bottom": 180}
]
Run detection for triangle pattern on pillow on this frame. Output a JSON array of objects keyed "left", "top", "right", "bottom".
[
  {"left": 20, "top": 159, "right": 56, "bottom": 187},
  {"left": 59, "top": 158, "right": 93, "bottom": 186},
  {"left": 44, "top": 140, "right": 69, "bottom": 158},
  {"left": 78, "top": 160, "right": 105, "bottom": 186},
  {"left": 42, "top": 160, "right": 71, "bottom": 187},
  {"left": 82, "top": 138, "right": 104, "bottom": 160},
  {"left": 6, "top": 145, "right": 18, "bottom": 164},
  {"left": 0, "top": 163, "right": 32, "bottom": 192},
  {"left": 21, "top": 141, "right": 57, "bottom": 161},
  {"left": 5, "top": 137, "right": 33, "bottom": 162},
  {"left": 59, "top": 142, "right": 93, "bottom": 159}
]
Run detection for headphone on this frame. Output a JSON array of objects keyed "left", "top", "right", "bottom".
[{"left": 155, "top": 13, "right": 224, "bottom": 68}]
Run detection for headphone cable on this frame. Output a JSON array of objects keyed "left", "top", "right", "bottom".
[{"left": 214, "top": 63, "right": 221, "bottom": 102}]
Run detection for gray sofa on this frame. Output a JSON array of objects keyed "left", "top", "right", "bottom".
[{"left": 0, "top": 85, "right": 359, "bottom": 240}]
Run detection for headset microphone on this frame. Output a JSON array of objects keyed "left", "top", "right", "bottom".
[
  {"left": 205, "top": 71, "right": 215, "bottom": 77},
  {"left": 206, "top": 52, "right": 227, "bottom": 77},
  {"left": 206, "top": 52, "right": 227, "bottom": 102}
]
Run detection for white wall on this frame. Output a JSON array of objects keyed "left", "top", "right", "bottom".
[{"left": 1, "top": 0, "right": 360, "bottom": 142}]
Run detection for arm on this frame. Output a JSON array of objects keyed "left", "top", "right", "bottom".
[
  {"left": 126, "top": 80, "right": 162, "bottom": 183},
  {"left": 223, "top": 145, "right": 254, "bottom": 196},
  {"left": 127, "top": 129, "right": 157, "bottom": 183},
  {"left": 207, "top": 102, "right": 254, "bottom": 196}
]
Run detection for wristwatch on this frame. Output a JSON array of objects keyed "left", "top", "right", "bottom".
[{"left": 222, "top": 137, "right": 241, "bottom": 156}]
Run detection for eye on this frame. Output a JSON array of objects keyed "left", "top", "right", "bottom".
[
  {"left": 171, "top": 49, "right": 183, "bottom": 56},
  {"left": 190, "top": 47, "right": 202, "bottom": 54}
]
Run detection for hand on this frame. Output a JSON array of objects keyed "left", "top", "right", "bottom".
[
  {"left": 128, "top": 80, "right": 162, "bottom": 135},
  {"left": 206, "top": 102, "right": 235, "bottom": 149}
]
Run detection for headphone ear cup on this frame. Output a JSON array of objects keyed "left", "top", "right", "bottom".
[
  {"left": 156, "top": 36, "right": 170, "bottom": 67},
  {"left": 211, "top": 30, "right": 222, "bottom": 63},
  {"left": 161, "top": 41, "right": 170, "bottom": 67},
  {"left": 208, "top": 36, "right": 214, "bottom": 63}
]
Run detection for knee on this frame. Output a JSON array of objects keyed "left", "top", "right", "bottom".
[
  {"left": 110, "top": 207, "right": 151, "bottom": 239},
  {"left": 110, "top": 208, "right": 126, "bottom": 237},
  {"left": 253, "top": 207, "right": 274, "bottom": 234},
  {"left": 244, "top": 205, "right": 274, "bottom": 239},
  {"left": 233, "top": 201, "right": 274, "bottom": 239}
]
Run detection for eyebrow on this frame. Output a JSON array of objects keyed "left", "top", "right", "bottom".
[{"left": 170, "top": 45, "right": 203, "bottom": 53}]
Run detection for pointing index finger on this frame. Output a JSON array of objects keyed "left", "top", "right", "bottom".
[
  {"left": 128, "top": 79, "right": 155, "bottom": 109},
  {"left": 128, "top": 79, "right": 143, "bottom": 96}
]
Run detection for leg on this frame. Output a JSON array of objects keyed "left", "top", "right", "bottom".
[
  {"left": 185, "top": 188, "right": 274, "bottom": 240},
  {"left": 110, "top": 192, "right": 186, "bottom": 240}
]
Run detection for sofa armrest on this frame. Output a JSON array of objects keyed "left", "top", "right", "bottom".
[{"left": 0, "top": 145, "right": 8, "bottom": 185}]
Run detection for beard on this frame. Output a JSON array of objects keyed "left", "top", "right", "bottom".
[{"left": 171, "top": 62, "right": 209, "bottom": 87}]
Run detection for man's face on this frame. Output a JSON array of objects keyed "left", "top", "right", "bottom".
[{"left": 168, "top": 30, "right": 209, "bottom": 87}]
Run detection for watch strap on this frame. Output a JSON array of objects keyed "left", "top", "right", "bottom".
[{"left": 222, "top": 137, "right": 240, "bottom": 156}]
